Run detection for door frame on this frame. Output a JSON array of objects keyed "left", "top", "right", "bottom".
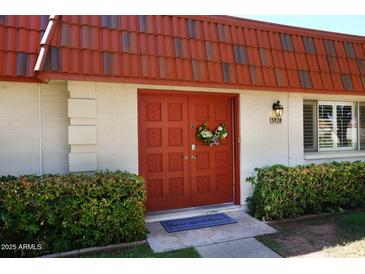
[{"left": 137, "top": 89, "right": 241, "bottom": 207}]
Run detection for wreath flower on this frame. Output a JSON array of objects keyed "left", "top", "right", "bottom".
[{"left": 197, "top": 123, "right": 228, "bottom": 146}]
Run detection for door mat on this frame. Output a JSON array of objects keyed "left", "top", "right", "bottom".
[{"left": 160, "top": 213, "right": 238, "bottom": 233}]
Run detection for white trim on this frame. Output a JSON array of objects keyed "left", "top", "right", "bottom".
[
  {"left": 144, "top": 203, "right": 244, "bottom": 223},
  {"left": 304, "top": 150, "right": 365, "bottom": 160},
  {"left": 317, "top": 100, "right": 357, "bottom": 151}
]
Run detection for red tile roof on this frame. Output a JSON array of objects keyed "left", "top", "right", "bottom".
[
  {"left": 0, "top": 15, "right": 49, "bottom": 82},
  {"left": 2, "top": 15, "right": 365, "bottom": 95}
]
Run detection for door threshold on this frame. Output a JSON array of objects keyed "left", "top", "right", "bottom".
[{"left": 144, "top": 203, "right": 244, "bottom": 223}]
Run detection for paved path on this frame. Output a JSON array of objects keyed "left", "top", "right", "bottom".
[
  {"left": 146, "top": 210, "right": 278, "bottom": 256},
  {"left": 196, "top": 238, "right": 282, "bottom": 258}
]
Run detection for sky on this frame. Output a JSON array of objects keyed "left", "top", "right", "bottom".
[{"left": 240, "top": 16, "right": 365, "bottom": 36}]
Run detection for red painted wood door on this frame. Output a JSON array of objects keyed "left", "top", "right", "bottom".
[
  {"left": 139, "top": 91, "right": 234, "bottom": 211},
  {"left": 139, "top": 93, "right": 191, "bottom": 211},
  {"left": 188, "top": 95, "right": 233, "bottom": 207}
]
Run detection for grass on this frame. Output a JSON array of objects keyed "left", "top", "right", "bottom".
[
  {"left": 80, "top": 244, "right": 201, "bottom": 258},
  {"left": 256, "top": 210, "right": 365, "bottom": 258}
]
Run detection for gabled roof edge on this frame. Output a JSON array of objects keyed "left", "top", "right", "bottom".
[{"left": 34, "top": 15, "right": 59, "bottom": 74}]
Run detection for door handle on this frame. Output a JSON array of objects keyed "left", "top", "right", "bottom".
[
  {"left": 191, "top": 155, "right": 197, "bottom": 160},
  {"left": 183, "top": 155, "right": 189, "bottom": 160}
]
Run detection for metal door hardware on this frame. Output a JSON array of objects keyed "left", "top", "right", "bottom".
[
  {"left": 191, "top": 144, "right": 196, "bottom": 151},
  {"left": 191, "top": 155, "right": 197, "bottom": 160},
  {"left": 183, "top": 155, "right": 189, "bottom": 160}
]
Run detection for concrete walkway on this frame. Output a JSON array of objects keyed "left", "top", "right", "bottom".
[
  {"left": 146, "top": 210, "right": 279, "bottom": 257},
  {"left": 196, "top": 238, "right": 281, "bottom": 258}
]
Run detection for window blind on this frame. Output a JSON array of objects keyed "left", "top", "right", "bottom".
[
  {"left": 303, "top": 100, "right": 317, "bottom": 152},
  {"left": 359, "top": 102, "right": 365, "bottom": 150},
  {"left": 318, "top": 104, "right": 335, "bottom": 149}
]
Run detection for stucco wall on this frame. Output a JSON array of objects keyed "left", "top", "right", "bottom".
[{"left": 0, "top": 81, "right": 68, "bottom": 175}]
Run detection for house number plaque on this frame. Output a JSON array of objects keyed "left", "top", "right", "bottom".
[{"left": 270, "top": 117, "right": 282, "bottom": 124}]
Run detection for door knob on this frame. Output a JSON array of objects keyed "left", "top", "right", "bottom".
[
  {"left": 183, "top": 155, "right": 189, "bottom": 160},
  {"left": 191, "top": 155, "right": 197, "bottom": 160}
]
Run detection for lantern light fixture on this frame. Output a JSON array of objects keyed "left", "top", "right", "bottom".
[{"left": 272, "top": 100, "right": 283, "bottom": 118}]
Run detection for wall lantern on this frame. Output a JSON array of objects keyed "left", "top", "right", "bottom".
[
  {"left": 270, "top": 100, "right": 283, "bottom": 124},
  {"left": 272, "top": 100, "right": 284, "bottom": 118}
]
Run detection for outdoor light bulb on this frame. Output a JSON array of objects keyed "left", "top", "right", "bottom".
[{"left": 272, "top": 100, "right": 284, "bottom": 118}]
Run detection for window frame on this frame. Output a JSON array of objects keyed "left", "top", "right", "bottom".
[{"left": 317, "top": 100, "right": 357, "bottom": 152}]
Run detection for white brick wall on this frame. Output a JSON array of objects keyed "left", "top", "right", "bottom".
[
  {"left": 41, "top": 81, "right": 69, "bottom": 174},
  {"left": 3, "top": 79, "right": 365, "bottom": 207},
  {"left": 95, "top": 83, "right": 138, "bottom": 173},
  {"left": 0, "top": 81, "right": 68, "bottom": 175}
]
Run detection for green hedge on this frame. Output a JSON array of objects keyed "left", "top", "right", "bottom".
[
  {"left": 0, "top": 171, "right": 146, "bottom": 257},
  {"left": 247, "top": 161, "right": 365, "bottom": 220}
]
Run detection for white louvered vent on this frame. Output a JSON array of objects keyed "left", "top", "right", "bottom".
[{"left": 318, "top": 104, "right": 334, "bottom": 149}]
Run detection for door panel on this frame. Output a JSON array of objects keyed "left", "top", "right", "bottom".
[
  {"left": 188, "top": 95, "right": 233, "bottom": 206},
  {"left": 139, "top": 91, "right": 234, "bottom": 211},
  {"left": 139, "top": 94, "right": 190, "bottom": 211}
]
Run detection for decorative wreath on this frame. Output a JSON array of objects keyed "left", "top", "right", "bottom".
[{"left": 196, "top": 123, "right": 228, "bottom": 146}]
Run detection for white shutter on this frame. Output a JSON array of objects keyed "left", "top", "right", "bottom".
[
  {"left": 303, "top": 101, "right": 317, "bottom": 152},
  {"left": 318, "top": 103, "right": 335, "bottom": 149},
  {"left": 318, "top": 101, "right": 356, "bottom": 151}
]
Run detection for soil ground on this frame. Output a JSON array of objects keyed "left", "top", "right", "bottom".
[{"left": 256, "top": 210, "right": 365, "bottom": 258}]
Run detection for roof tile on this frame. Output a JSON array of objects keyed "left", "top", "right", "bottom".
[
  {"left": 295, "top": 52, "right": 308, "bottom": 70},
  {"left": 352, "top": 75, "right": 363, "bottom": 91},
  {"left": 268, "top": 32, "right": 282, "bottom": 50},
  {"left": 274, "top": 68, "right": 289, "bottom": 87},
  {"left": 353, "top": 43, "right": 365, "bottom": 58},
  {"left": 262, "top": 67, "right": 277, "bottom": 86},
  {"left": 334, "top": 41, "right": 347, "bottom": 58},
  {"left": 283, "top": 51, "right": 297, "bottom": 69},
  {"left": 338, "top": 57, "right": 350, "bottom": 74},
  {"left": 247, "top": 47, "right": 261, "bottom": 66},
  {"left": 321, "top": 72, "right": 334, "bottom": 90},
  {"left": 331, "top": 73, "right": 344, "bottom": 90},
  {"left": 287, "top": 69, "right": 301, "bottom": 88},
  {"left": 310, "top": 71, "right": 323, "bottom": 89},
  {"left": 156, "top": 16, "right": 173, "bottom": 36},
  {"left": 306, "top": 54, "right": 320, "bottom": 71},
  {"left": 230, "top": 26, "right": 245, "bottom": 45},
  {"left": 207, "top": 61, "right": 223, "bottom": 82},
  {"left": 256, "top": 30, "right": 271, "bottom": 48},
  {"left": 235, "top": 64, "right": 251, "bottom": 85},
  {"left": 176, "top": 58, "right": 193, "bottom": 81},
  {"left": 203, "top": 21, "right": 219, "bottom": 41},
  {"left": 292, "top": 35, "right": 305, "bottom": 52}
]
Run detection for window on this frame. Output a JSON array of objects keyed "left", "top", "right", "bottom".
[{"left": 303, "top": 100, "right": 361, "bottom": 152}]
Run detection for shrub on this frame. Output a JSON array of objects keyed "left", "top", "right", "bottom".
[
  {"left": 0, "top": 171, "right": 146, "bottom": 257},
  {"left": 247, "top": 161, "right": 365, "bottom": 220}
]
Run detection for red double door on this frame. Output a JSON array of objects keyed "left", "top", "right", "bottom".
[{"left": 139, "top": 91, "right": 234, "bottom": 211}]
